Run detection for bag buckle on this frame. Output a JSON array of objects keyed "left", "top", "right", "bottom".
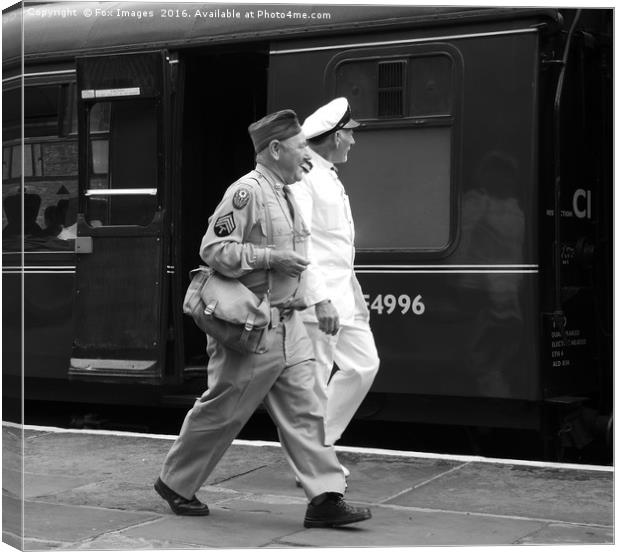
[
  {"left": 204, "top": 299, "right": 217, "bottom": 316},
  {"left": 244, "top": 313, "right": 256, "bottom": 333}
]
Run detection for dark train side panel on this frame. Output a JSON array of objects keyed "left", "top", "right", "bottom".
[{"left": 268, "top": 26, "right": 541, "bottom": 402}]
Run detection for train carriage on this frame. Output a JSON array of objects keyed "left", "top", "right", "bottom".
[{"left": 2, "top": 3, "right": 612, "bottom": 458}]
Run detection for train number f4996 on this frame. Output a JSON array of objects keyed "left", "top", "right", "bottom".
[{"left": 364, "top": 294, "right": 425, "bottom": 316}]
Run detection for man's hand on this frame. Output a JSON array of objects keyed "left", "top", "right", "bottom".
[
  {"left": 315, "top": 299, "right": 339, "bottom": 336},
  {"left": 269, "top": 250, "right": 310, "bottom": 277}
]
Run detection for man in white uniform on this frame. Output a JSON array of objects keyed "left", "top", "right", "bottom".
[{"left": 290, "top": 98, "right": 380, "bottom": 479}]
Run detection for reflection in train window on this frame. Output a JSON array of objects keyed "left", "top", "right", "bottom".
[
  {"left": 91, "top": 140, "right": 109, "bottom": 175},
  {"left": 23, "top": 143, "right": 43, "bottom": 177},
  {"left": 60, "top": 83, "right": 78, "bottom": 136},
  {"left": 2, "top": 87, "right": 21, "bottom": 141},
  {"left": 335, "top": 53, "right": 454, "bottom": 120},
  {"left": 408, "top": 55, "right": 453, "bottom": 117},
  {"left": 90, "top": 102, "right": 111, "bottom": 133},
  {"left": 42, "top": 142, "right": 78, "bottom": 176},
  {"left": 86, "top": 100, "right": 158, "bottom": 227},
  {"left": 10, "top": 146, "right": 21, "bottom": 178},
  {"left": 2, "top": 83, "right": 78, "bottom": 252},
  {"left": 2, "top": 148, "right": 9, "bottom": 180},
  {"left": 25, "top": 86, "right": 59, "bottom": 119},
  {"left": 334, "top": 59, "right": 377, "bottom": 119}
]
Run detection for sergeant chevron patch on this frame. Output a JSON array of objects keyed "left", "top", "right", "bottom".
[{"left": 214, "top": 212, "right": 236, "bottom": 236}]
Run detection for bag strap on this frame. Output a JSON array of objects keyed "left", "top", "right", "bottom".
[
  {"left": 240, "top": 312, "right": 257, "bottom": 344},
  {"left": 243, "top": 173, "right": 274, "bottom": 299}
]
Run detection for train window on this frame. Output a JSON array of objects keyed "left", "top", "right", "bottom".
[
  {"left": 24, "top": 85, "right": 61, "bottom": 137},
  {"left": 329, "top": 47, "right": 460, "bottom": 252},
  {"left": 85, "top": 100, "right": 158, "bottom": 227},
  {"left": 340, "top": 126, "right": 451, "bottom": 250},
  {"left": 334, "top": 60, "right": 377, "bottom": 119},
  {"left": 408, "top": 55, "right": 453, "bottom": 117},
  {"left": 2, "top": 83, "right": 78, "bottom": 251},
  {"left": 90, "top": 102, "right": 111, "bottom": 133},
  {"left": 90, "top": 140, "right": 109, "bottom": 175},
  {"left": 335, "top": 53, "right": 454, "bottom": 120}
]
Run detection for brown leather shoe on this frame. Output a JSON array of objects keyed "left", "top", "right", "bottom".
[
  {"left": 304, "top": 493, "right": 371, "bottom": 528},
  {"left": 154, "top": 477, "right": 210, "bottom": 516}
]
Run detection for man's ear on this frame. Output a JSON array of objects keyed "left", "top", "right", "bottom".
[
  {"left": 332, "top": 132, "right": 341, "bottom": 147},
  {"left": 268, "top": 140, "right": 280, "bottom": 160}
]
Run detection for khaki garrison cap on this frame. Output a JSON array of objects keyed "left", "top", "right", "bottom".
[{"left": 248, "top": 109, "right": 302, "bottom": 154}]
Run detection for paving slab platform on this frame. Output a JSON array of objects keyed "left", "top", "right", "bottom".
[{"left": 1, "top": 424, "right": 614, "bottom": 550}]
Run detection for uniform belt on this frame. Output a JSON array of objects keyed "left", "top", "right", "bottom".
[{"left": 270, "top": 306, "right": 294, "bottom": 328}]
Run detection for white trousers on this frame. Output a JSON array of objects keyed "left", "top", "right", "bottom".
[{"left": 305, "top": 317, "right": 380, "bottom": 446}]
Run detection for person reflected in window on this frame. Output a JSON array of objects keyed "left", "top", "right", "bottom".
[
  {"left": 42, "top": 205, "right": 63, "bottom": 237},
  {"left": 458, "top": 151, "right": 525, "bottom": 396},
  {"left": 3, "top": 192, "right": 44, "bottom": 237}
]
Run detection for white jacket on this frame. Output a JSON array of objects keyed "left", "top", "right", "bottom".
[{"left": 290, "top": 149, "right": 368, "bottom": 324}]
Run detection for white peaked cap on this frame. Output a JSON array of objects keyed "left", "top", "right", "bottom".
[{"left": 302, "top": 97, "right": 360, "bottom": 140}]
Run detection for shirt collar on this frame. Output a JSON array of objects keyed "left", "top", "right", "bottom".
[
  {"left": 307, "top": 148, "right": 336, "bottom": 173},
  {"left": 255, "top": 163, "right": 285, "bottom": 191}
]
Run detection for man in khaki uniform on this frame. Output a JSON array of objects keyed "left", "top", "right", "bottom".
[{"left": 154, "top": 110, "right": 371, "bottom": 528}]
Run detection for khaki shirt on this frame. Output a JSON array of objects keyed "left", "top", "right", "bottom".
[{"left": 200, "top": 164, "right": 310, "bottom": 307}]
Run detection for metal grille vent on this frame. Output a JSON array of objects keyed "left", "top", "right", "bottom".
[{"left": 378, "top": 61, "right": 405, "bottom": 118}]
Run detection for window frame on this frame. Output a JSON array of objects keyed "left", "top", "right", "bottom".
[
  {"left": 325, "top": 42, "right": 463, "bottom": 256},
  {"left": 82, "top": 97, "right": 161, "bottom": 229}
]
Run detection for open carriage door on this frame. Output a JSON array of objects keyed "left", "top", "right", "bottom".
[{"left": 70, "top": 51, "right": 180, "bottom": 384}]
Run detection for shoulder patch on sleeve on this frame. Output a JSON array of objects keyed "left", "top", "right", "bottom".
[
  {"left": 214, "top": 212, "right": 236, "bottom": 237},
  {"left": 232, "top": 186, "right": 252, "bottom": 209}
]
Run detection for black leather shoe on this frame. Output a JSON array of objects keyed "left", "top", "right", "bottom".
[
  {"left": 154, "top": 477, "right": 210, "bottom": 516},
  {"left": 304, "top": 493, "right": 371, "bottom": 528}
]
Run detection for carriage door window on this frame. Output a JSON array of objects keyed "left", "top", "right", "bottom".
[
  {"left": 329, "top": 45, "right": 461, "bottom": 253},
  {"left": 86, "top": 99, "right": 158, "bottom": 227}
]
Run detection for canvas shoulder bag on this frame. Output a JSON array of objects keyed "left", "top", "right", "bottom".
[{"left": 182, "top": 176, "right": 276, "bottom": 354}]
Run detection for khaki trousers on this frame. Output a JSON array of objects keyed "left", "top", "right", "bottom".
[{"left": 160, "top": 311, "right": 346, "bottom": 501}]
